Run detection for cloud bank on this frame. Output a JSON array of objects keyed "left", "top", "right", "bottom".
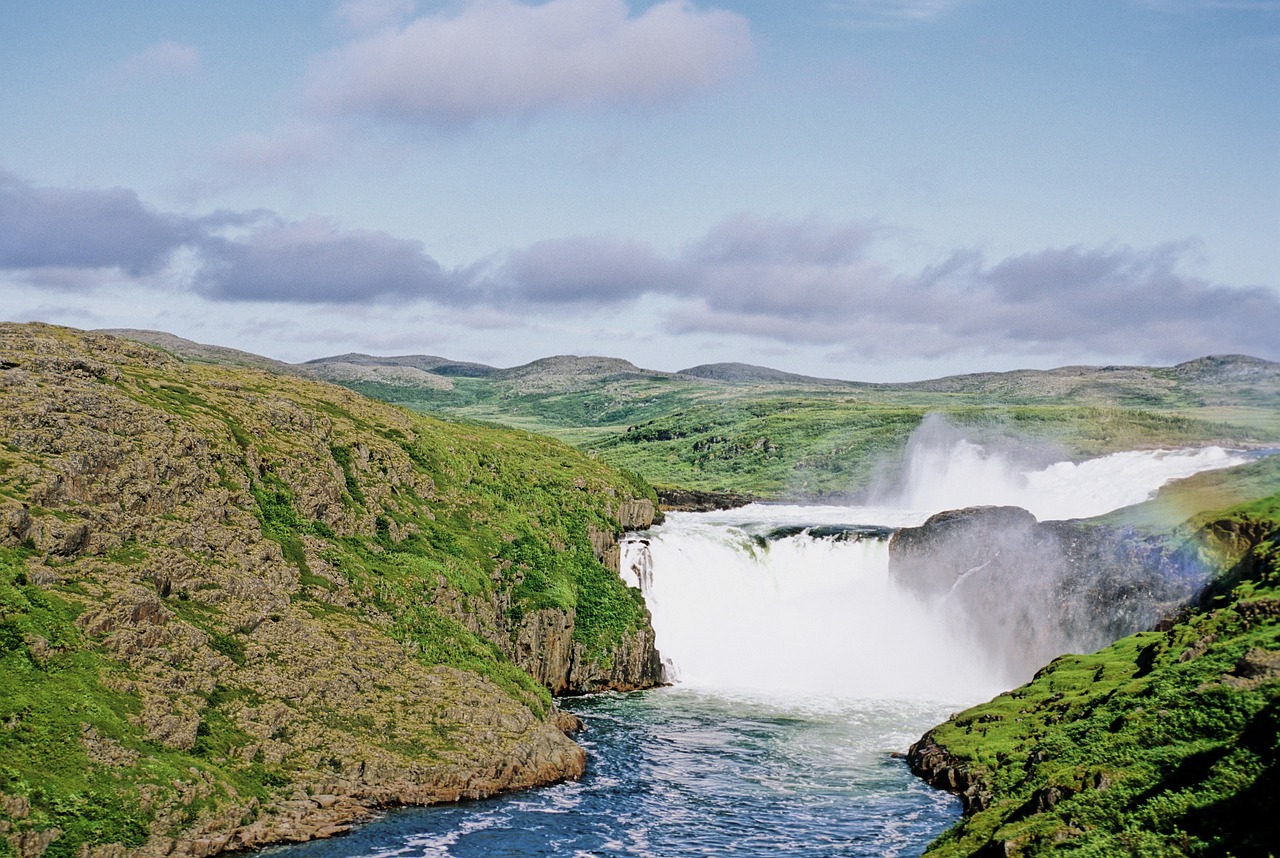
[
  {"left": 307, "top": 0, "right": 754, "bottom": 125},
  {"left": 3, "top": 171, "right": 1277, "bottom": 364}
]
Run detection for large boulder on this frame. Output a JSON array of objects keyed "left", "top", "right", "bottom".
[{"left": 888, "top": 506, "right": 1210, "bottom": 682}]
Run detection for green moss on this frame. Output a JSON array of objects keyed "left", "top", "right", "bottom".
[
  {"left": 249, "top": 471, "right": 333, "bottom": 574},
  {"left": 920, "top": 511, "right": 1280, "bottom": 857},
  {"left": 328, "top": 444, "right": 366, "bottom": 506},
  {"left": 0, "top": 539, "right": 310, "bottom": 850},
  {"left": 205, "top": 631, "right": 245, "bottom": 667}
]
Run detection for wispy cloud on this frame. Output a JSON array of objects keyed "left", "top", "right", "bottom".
[
  {"left": 213, "top": 125, "right": 335, "bottom": 176},
  {"left": 115, "top": 40, "right": 200, "bottom": 82},
  {"left": 828, "top": 0, "right": 971, "bottom": 26},
  {"left": 307, "top": 0, "right": 754, "bottom": 126},
  {"left": 333, "top": 0, "right": 418, "bottom": 32}
]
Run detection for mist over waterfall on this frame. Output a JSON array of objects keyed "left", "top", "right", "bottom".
[
  {"left": 623, "top": 423, "right": 1247, "bottom": 701},
  {"left": 881, "top": 413, "right": 1245, "bottom": 521}
]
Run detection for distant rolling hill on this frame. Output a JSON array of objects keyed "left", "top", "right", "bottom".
[
  {"left": 677, "top": 361, "right": 847, "bottom": 385},
  {"left": 100, "top": 328, "right": 1280, "bottom": 498}
]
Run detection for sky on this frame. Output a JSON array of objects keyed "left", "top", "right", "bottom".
[{"left": 1, "top": 0, "right": 1277, "bottom": 382}]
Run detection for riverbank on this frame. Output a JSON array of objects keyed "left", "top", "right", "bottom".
[{"left": 907, "top": 497, "right": 1280, "bottom": 855}]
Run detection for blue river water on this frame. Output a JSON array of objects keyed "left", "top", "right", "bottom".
[{"left": 266, "top": 688, "right": 962, "bottom": 858}]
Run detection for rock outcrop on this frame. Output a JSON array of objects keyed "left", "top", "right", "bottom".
[
  {"left": 655, "top": 487, "right": 753, "bottom": 512},
  {"left": 904, "top": 514, "right": 1280, "bottom": 856},
  {"left": 888, "top": 505, "right": 1215, "bottom": 682}
]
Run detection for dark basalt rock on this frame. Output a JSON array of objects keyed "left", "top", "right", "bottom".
[
  {"left": 888, "top": 506, "right": 1212, "bottom": 683},
  {"left": 656, "top": 487, "right": 753, "bottom": 512}
]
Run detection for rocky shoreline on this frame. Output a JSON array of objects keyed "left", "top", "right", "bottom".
[
  {"left": 154, "top": 710, "right": 589, "bottom": 857},
  {"left": 0, "top": 324, "right": 668, "bottom": 858}
]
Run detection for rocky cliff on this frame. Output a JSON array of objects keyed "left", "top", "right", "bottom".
[
  {"left": 905, "top": 505, "right": 1280, "bottom": 856},
  {"left": 0, "top": 323, "right": 664, "bottom": 858},
  {"left": 888, "top": 505, "right": 1218, "bottom": 682}
]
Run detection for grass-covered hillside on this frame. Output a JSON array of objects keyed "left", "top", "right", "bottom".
[
  {"left": 0, "top": 323, "right": 662, "bottom": 858},
  {"left": 104, "top": 331, "right": 1280, "bottom": 499},
  {"left": 342, "top": 357, "right": 1280, "bottom": 498},
  {"left": 910, "top": 475, "right": 1280, "bottom": 856}
]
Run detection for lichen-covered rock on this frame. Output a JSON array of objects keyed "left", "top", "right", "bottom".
[{"left": 0, "top": 322, "right": 663, "bottom": 858}]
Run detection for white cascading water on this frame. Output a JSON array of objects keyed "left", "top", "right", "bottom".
[
  {"left": 625, "top": 515, "right": 1002, "bottom": 700},
  {"left": 622, "top": 428, "right": 1249, "bottom": 703},
  {"left": 887, "top": 413, "right": 1246, "bottom": 521}
]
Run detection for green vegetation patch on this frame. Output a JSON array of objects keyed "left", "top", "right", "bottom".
[
  {"left": 339, "top": 358, "right": 1278, "bottom": 498},
  {"left": 921, "top": 508, "right": 1280, "bottom": 857},
  {"left": 0, "top": 547, "right": 280, "bottom": 857},
  {"left": 250, "top": 470, "right": 333, "bottom": 573}
]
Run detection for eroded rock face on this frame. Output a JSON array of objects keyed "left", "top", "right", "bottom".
[
  {"left": 655, "top": 488, "right": 752, "bottom": 513},
  {"left": 511, "top": 608, "right": 663, "bottom": 695},
  {"left": 0, "top": 323, "right": 662, "bottom": 858},
  {"left": 888, "top": 506, "right": 1212, "bottom": 682}
]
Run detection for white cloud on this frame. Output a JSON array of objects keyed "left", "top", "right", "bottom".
[
  {"left": 307, "top": 0, "right": 753, "bottom": 126},
  {"left": 333, "top": 0, "right": 417, "bottom": 32},
  {"left": 116, "top": 40, "right": 200, "bottom": 81}
]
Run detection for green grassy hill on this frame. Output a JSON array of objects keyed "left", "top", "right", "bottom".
[
  {"left": 910, "top": 466, "right": 1280, "bottom": 856},
  {"left": 97, "top": 331, "right": 1280, "bottom": 500},
  {"left": 0, "top": 323, "right": 662, "bottom": 857}
]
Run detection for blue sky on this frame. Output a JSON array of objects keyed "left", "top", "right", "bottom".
[{"left": 1, "top": 0, "right": 1277, "bottom": 380}]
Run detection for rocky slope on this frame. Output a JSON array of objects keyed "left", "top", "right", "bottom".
[
  {"left": 0, "top": 323, "right": 664, "bottom": 858},
  {"left": 905, "top": 495, "right": 1280, "bottom": 856}
]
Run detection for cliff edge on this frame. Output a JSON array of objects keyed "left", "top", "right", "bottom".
[
  {"left": 0, "top": 323, "right": 663, "bottom": 858},
  {"left": 905, "top": 496, "right": 1280, "bottom": 856}
]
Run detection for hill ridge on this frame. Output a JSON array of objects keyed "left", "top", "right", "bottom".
[{"left": 99, "top": 327, "right": 1280, "bottom": 390}]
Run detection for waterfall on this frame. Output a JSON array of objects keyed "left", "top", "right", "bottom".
[
  {"left": 624, "top": 521, "right": 1003, "bottom": 700},
  {"left": 623, "top": 438, "right": 1248, "bottom": 703},
  {"left": 886, "top": 414, "right": 1246, "bottom": 521}
]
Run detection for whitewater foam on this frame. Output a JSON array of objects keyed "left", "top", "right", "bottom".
[{"left": 627, "top": 442, "right": 1249, "bottom": 701}]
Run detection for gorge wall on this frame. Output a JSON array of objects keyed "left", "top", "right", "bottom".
[{"left": 0, "top": 323, "right": 664, "bottom": 858}]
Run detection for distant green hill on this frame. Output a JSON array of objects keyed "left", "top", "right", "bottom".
[
  {"left": 2, "top": 323, "right": 663, "bottom": 857},
  {"left": 101, "top": 330, "right": 1280, "bottom": 499}
]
